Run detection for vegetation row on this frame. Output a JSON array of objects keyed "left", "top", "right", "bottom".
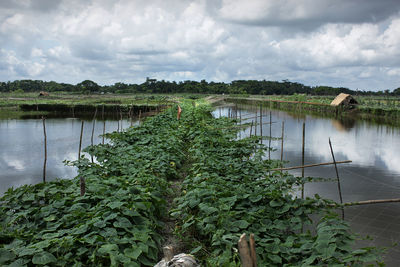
[{"left": 0, "top": 101, "right": 383, "bottom": 266}]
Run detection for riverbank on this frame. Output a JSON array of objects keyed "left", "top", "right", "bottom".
[
  {"left": 0, "top": 101, "right": 383, "bottom": 266},
  {"left": 225, "top": 95, "right": 400, "bottom": 126},
  {"left": 0, "top": 92, "right": 178, "bottom": 119}
]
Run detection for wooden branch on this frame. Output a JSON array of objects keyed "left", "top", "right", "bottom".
[
  {"left": 238, "top": 234, "right": 253, "bottom": 267},
  {"left": 271, "top": 160, "right": 352, "bottom": 171}
]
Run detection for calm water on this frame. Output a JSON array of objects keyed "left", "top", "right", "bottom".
[
  {"left": 0, "top": 117, "right": 137, "bottom": 195},
  {"left": 214, "top": 105, "right": 400, "bottom": 265}
]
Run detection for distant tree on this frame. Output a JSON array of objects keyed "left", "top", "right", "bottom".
[
  {"left": 393, "top": 87, "right": 400, "bottom": 95},
  {"left": 76, "top": 80, "right": 100, "bottom": 94}
]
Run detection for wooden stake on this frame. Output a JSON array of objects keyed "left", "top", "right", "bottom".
[
  {"left": 249, "top": 234, "right": 257, "bottom": 267},
  {"left": 78, "top": 121, "right": 84, "bottom": 159},
  {"left": 42, "top": 117, "right": 47, "bottom": 183},
  {"left": 238, "top": 234, "right": 253, "bottom": 267},
  {"left": 80, "top": 176, "right": 86, "bottom": 196},
  {"left": 271, "top": 160, "right": 352, "bottom": 171},
  {"left": 139, "top": 109, "right": 142, "bottom": 123},
  {"left": 329, "top": 138, "right": 345, "bottom": 219},
  {"left": 250, "top": 121, "right": 254, "bottom": 137},
  {"left": 301, "top": 122, "right": 305, "bottom": 199}
]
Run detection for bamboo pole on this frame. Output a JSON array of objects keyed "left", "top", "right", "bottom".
[
  {"left": 130, "top": 106, "right": 133, "bottom": 127},
  {"left": 239, "top": 109, "right": 242, "bottom": 139},
  {"left": 139, "top": 109, "right": 142, "bottom": 123},
  {"left": 216, "top": 121, "right": 277, "bottom": 130},
  {"left": 120, "top": 108, "right": 123, "bottom": 131},
  {"left": 78, "top": 121, "right": 84, "bottom": 159},
  {"left": 259, "top": 105, "right": 263, "bottom": 144},
  {"left": 80, "top": 176, "right": 86, "bottom": 196},
  {"left": 329, "top": 138, "right": 345, "bottom": 219},
  {"left": 102, "top": 120, "right": 105, "bottom": 145},
  {"left": 268, "top": 112, "right": 272, "bottom": 160},
  {"left": 342, "top": 198, "right": 400, "bottom": 206},
  {"left": 42, "top": 117, "right": 47, "bottom": 183},
  {"left": 280, "top": 121, "right": 284, "bottom": 162},
  {"left": 271, "top": 160, "right": 352, "bottom": 171},
  {"left": 250, "top": 121, "right": 253, "bottom": 137},
  {"left": 301, "top": 122, "right": 305, "bottom": 199},
  {"left": 91, "top": 108, "right": 97, "bottom": 163},
  {"left": 255, "top": 109, "right": 258, "bottom": 136}
]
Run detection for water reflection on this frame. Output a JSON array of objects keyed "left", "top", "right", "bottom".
[
  {"left": 0, "top": 118, "right": 137, "bottom": 195},
  {"left": 213, "top": 105, "right": 400, "bottom": 265}
]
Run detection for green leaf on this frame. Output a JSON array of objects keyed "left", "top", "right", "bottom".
[
  {"left": 32, "top": 251, "right": 57, "bottom": 265},
  {"left": 98, "top": 244, "right": 119, "bottom": 255},
  {"left": 107, "top": 201, "right": 124, "bottom": 209},
  {"left": 0, "top": 248, "right": 16, "bottom": 264},
  {"left": 269, "top": 199, "right": 283, "bottom": 207},
  {"left": 113, "top": 217, "right": 133, "bottom": 229},
  {"left": 268, "top": 254, "right": 282, "bottom": 264},
  {"left": 249, "top": 194, "right": 262, "bottom": 203},
  {"left": 43, "top": 215, "right": 57, "bottom": 222},
  {"left": 232, "top": 220, "right": 250, "bottom": 229},
  {"left": 190, "top": 246, "right": 202, "bottom": 254},
  {"left": 18, "top": 247, "right": 38, "bottom": 257},
  {"left": 124, "top": 247, "right": 142, "bottom": 260}
]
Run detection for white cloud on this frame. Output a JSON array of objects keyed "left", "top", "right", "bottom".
[{"left": 0, "top": 0, "right": 399, "bottom": 90}]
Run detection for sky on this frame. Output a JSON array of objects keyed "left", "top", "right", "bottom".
[{"left": 1, "top": 0, "right": 400, "bottom": 91}]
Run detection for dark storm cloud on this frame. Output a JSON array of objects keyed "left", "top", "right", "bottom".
[{"left": 216, "top": 0, "right": 400, "bottom": 30}]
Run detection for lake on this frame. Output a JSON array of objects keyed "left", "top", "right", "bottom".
[
  {"left": 213, "top": 104, "right": 400, "bottom": 266},
  {"left": 0, "top": 116, "right": 137, "bottom": 195}
]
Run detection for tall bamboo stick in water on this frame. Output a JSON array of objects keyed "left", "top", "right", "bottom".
[
  {"left": 260, "top": 105, "right": 263, "bottom": 144},
  {"left": 280, "top": 121, "right": 285, "bottom": 162},
  {"left": 250, "top": 121, "right": 254, "bottom": 137},
  {"left": 255, "top": 109, "right": 258, "bottom": 136},
  {"left": 42, "top": 117, "right": 47, "bottom": 183},
  {"left": 91, "top": 108, "right": 98, "bottom": 163},
  {"left": 268, "top": 112, "right": 272, "bottom": 160},
  {"left": 329, "top": 138, "right": 345, "bottom": 219},
  {"left": 301, "top": 122, "right": 305, "bottom": 199},
  {"left": 102, "top": 120, "right": 105, "bottom": 145},
  {"left": 78, "top": 121, "right": 84, "bottom": 159},
  {"left": 130, "top": 105, "right": 133, "bottom": 127}
]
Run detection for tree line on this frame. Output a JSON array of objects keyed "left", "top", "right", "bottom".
[{"left": 1, "top": 78, "right": 399, "bottom": 96}]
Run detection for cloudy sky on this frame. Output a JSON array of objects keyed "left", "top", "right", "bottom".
[{"left": 1, "top": 0, "right": 400, "bottom": 91}]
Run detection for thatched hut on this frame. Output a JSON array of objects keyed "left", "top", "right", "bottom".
[
  {"left": 38, "top": 91, "right": 49, "bottom": 97},
  {"left": 330, "top": 93, "right": 358, "bottom": 107}
]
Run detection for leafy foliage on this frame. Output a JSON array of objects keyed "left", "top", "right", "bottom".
[
  {"left": 0, "top": 107, "right": 187, "bottom": 266},
  {"left": 0, "top": 101, "right": 383, "bottom": 266}
]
